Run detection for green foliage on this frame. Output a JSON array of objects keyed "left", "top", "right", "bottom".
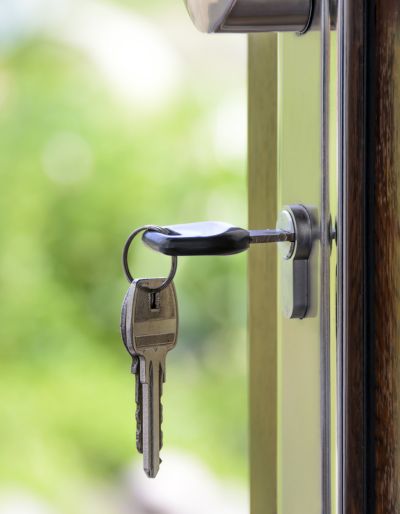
[{"left": 0, "top": 11, "right": 247, "bottom": 509}]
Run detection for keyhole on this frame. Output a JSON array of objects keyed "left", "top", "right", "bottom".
[{"left": 149, "top": 292, "right": 160, "bottom": 311}]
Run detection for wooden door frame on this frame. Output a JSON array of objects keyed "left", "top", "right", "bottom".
[{"left": 338, "top": 0, "right": 400, "bottom": 512}]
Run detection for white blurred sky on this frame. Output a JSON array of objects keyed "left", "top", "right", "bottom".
[
  {"left": 0, "top": 0, "right": 247, "bottom": 177},
  {"left": 0, "top": 0, "right": 246, "bottom": 118}
]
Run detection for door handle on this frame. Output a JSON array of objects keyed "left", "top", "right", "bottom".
[
  {"left": 142, "top": 204, "right": 313, "bottom": 319},
  {"left": 184, "top": 0, "right": 314, "bottom": 34}
]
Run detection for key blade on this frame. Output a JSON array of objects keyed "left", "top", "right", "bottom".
[
  {"left": 141, "top": 356, "right": 165, "bottom": 478},
  {"left": 129, "top": 278, "right": 178, "bottom": 478}
]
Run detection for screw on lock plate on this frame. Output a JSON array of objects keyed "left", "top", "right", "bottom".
[{"left": 142, "top": 204, "right": 313, "bottom": 319}]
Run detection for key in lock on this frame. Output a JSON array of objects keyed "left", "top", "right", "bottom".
[{"left": 142, "top": 204, "right": 314, "bottom": 319}]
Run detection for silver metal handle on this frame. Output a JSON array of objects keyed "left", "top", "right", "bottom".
[{"left": 184, "top": 0, "right": 314, "bottom": 33}]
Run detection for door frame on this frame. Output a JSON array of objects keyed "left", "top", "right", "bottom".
[
  {"left": 338, "top": 0, "right": 400, "bottom": 513},
  {"left": 248, "top": 33, "right": 278, "bottom": 514}
]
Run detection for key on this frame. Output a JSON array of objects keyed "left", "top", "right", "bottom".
[
  {"left": 120, "top": 282, "right": 143, "bottom": 453},
  {"left": 122, "top": 277, "right": 178, "bottom": 478},
  {"left": 142, "top": 221, "right": 295, "bottom": 256},
  {"left": 132, "top": 355, "right": 143, "bottom": 454}
]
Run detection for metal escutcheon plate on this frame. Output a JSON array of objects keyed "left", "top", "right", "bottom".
[{"left": 276, "top": 204, "right": 312, "bottom": 319}]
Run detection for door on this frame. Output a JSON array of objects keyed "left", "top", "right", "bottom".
[
  {"left": 249, "top": 27, "right": 337, "bottom": 514},
  {"left": 249, "top": 2, "right": 400, "bottom": 514},
  {"left": 185, "top": 1, "right": 400, "bottom": 513}
]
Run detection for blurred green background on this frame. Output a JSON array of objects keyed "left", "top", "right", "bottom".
[{"left": 0, "top": 0, "right": 247, "bottom": 512}]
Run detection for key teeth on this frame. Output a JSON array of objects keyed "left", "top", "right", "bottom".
[
  {"left": 136, "top": 433, "right": 143, "bottom": 454},
  {"left": 133, "top": 356, "right": 143, "bottom": 454},
  {"left": 131, "top": 356, "right": 139, "bottom": 375},
  {"left": 136, "top": 395, "right": 143, "bottom": 454},
  {"left": 136, "top": 409, "right": 143, "bottom": 453},
  {"left": 136, "top": 402, "right": 143, "bottom": 454},
  {"left": 159, "top": 370, "right": 164, "bottom": 450},
  {"left": 160, "top": 402, "right": 163, "bottom": 450}
]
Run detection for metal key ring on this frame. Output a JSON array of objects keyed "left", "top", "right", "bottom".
[{"left": 122, "top": 225, "right": 178, "bottom": 292}]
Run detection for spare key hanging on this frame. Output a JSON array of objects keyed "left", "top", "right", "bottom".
[{"left": 120, "top": 226, "right": 179, "bottom": 478}]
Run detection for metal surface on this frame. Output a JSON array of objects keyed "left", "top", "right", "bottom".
[
  {"left": 277, "top": 205, "right": 313, "bottom": 319},
  {"left": 336, "top": 2, "right": 366, "bottom": 512},
  {"left": 121, "top": 285, "right": 143, "bottom": 454},
  {"left": 276, "top": 209, "right": 296, "bottom": 258},
  {"left": 184, "top": 0, "right": 313, "bottom": 33},
  {"left": 122, "top": 225, "right": 178, "bottom": 292},
  {"left": 336, "top": 1, "right": 350, "bottom": 512},
  {"left": 249, "top": 228, "right": 295, "bottom": 244},
  {"left": 139, "top": 209, "right": 309, "bottom": 319},
  {"left": 277, "top": 3, "right": 334, "bottom": 507},
  {"left": 319, "top": 0, "right": 331, "bottom": 511},
  {"left": 121, "top": 278, "right": 179, "bottom": 478},
  {"left": 277, "top": 31, "right": 331, "bottom": 514}
]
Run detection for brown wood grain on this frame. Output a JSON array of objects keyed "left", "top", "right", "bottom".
[
  {"left": 343, "top": 1, "right": 400, "bottom": 512},
  {"left": 371, "top": 1, "right": 400, "bottom": 512},
  {"left": 341, "top": 0, "right": 367, "bottom": 512}
]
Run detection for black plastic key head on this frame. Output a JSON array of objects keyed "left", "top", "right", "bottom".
[{"left": 142, "top": 222, "right": 250, "bottom": 256}]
